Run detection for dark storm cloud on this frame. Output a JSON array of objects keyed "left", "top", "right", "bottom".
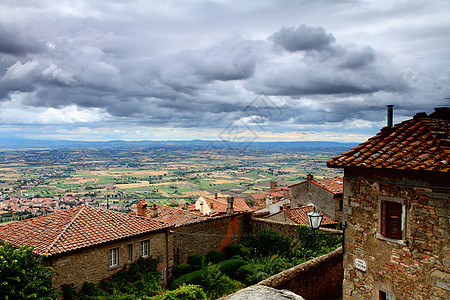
[
  {"left": 0, "top": 24, "right": 46, "bottom": 56},
  {"left": 269, "top": 25, "right": 336, "bottom": 52},
  {"left": 0, "top": 0, "right": 449, "bottom": 140}
]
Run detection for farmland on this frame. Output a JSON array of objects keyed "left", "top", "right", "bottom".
[{"left": 0, "top": 143, "right": 348, "bottom": 220}]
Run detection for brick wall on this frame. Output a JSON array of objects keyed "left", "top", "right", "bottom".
[
  {"left": 250, "top": 217, "right": 300, "bottom": 241},
  {"left": 258, "top": 247, "right": 343, "bottom": 300},
  {"left": 49, "top": 231, "right": 170, "bottom": 289},
  {"left": 342, "top": 167, "right": 450, "bottom": 300}
]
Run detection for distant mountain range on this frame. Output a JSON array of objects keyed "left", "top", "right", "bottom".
[{"left": 0, "top": 138, "right": 359, "bottom": 150}]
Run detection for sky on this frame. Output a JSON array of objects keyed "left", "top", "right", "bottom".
[{"left": 0, "top": 0, "right": 449, "bottom": 143}]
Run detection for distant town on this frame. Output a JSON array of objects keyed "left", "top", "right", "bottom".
[{"left": 0, "top": 143, "right": 346, "bottom": 222}]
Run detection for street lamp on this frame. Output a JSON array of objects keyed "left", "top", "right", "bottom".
[{"left": 307, "top": 207, "right": 323, "bottom": 236}]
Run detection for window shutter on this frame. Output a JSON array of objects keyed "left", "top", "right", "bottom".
[
  {"left": 380, "top": 201, "right": 387, "bottom": 237},
  {"left": 388, "top": 202, "right": 402, "bottom": 239}
]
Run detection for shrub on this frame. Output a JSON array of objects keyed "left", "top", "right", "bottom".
[
  {"left": 187, "top": 253, "right": 205, "bottom": 269},
  {"left": 150, "top": 284, "right": 207, "bottom": 300},
  {"left": 205, "top": 250, "right": 225, "bottom": 264},
  {"left": 258, "top": 228, "right": 292, "bottom": 257},
  {"left": 199, "top": 264, "right": 241, "bottom": 299},
  {"left": 217, "top": 258, "right": 246, "bottom": 279},
  {"left": 170, "top": 269, "right": 205, "bottom": 290},
  {"left": 223, "top": 244, "right": 251, "bottom": 259},
  {"left": 171, "top": 264, "right": 192, "bottom": 280},
  {"left": 0, "top": 242, "right": 57, "bottom": 299},
  {"left": 235, "top": 264, "right": 258, "bottom": 285}
]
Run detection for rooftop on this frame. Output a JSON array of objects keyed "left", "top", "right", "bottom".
[
  {"left": 0, "top": 205, "right": 166, "bottom": 256},
  {"left": 151, "top": 205, "right": 208, "bottom": 226},
  {"left": 327, "top": 107, "right": 450, "bottom": 172}
]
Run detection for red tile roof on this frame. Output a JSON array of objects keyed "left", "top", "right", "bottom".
[
  {"left": 0, "top": 205, "right": 166, "bottom": 256},
  {"left": 288, "top": 206, "right": 338, "bottom": 226},
  {"left": 204, "top": 197, "right": 252, "bottom": 214},
  {"left": 151, "top": 205, "right": 208, "bottom": 226},
  {"left": 288, "top": 177, "right": 343, "bottom": 195},
  {"left": 315, "top": 177, "right": 343, "bottom": 194},
  {"left": 327, "top": 108, "right": 450, "bottom": 172}
]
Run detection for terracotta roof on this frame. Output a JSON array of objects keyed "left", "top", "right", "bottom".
[
  {"left": 288, "top": 177, "right": 343, "bottom": 195},
  {"left": 315, "top": 177, "right": 343, "bottom": 194},
  {"left": 204, "top": 197, "right": 252, "bottom": 214},
  {"left": 0, "top": 205, "right": 165, "bottom": 256},
  {"left": 249, "top": 193, "right": 267, "bottom": 201},
  {"left": 327, "top": 108, "right": 450, "bottom": 172},
  {"left": 151, "top": 205, "right": 208, "bottom": 226},
  {"left": 288, "top": 206, "right": 338, "bottom": 226}
]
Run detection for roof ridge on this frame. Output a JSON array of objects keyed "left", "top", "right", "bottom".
[{"left": 46, "top": 206, "right": 86, "bottom": 255}]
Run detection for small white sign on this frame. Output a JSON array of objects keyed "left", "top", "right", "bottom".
[{"left": 355, "top": 258, "right": 367, "bottom": 272}]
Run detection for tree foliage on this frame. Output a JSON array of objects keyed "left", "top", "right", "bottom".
[{"left": 0, "top": 242, "right": 56, "bottom": 299}]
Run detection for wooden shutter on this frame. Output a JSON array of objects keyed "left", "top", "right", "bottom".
[
  {"left": 380, "top": 201, "right": 387, "bottom": 237},
  {"left": 388, "top": 202, "right": 402, "bottom": 239}
]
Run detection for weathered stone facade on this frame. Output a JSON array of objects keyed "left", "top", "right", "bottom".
[
  {"left": 172, "top": 213, "right": 252, "bottom": 264},
  {"left": 289, "top": 177, "right": 343, "bottom": 224},
  {"left": 47, "top": 230, "right": 172, "bottom": 289},
  {"left": 342, "top": 167, "right": 449, "bottom": 300}
]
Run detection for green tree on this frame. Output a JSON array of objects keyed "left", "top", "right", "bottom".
[{"left": 0, "top": 242, "right": 56, "bottom": 299}]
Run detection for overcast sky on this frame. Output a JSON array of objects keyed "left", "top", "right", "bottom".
[{"left": 0, "top": 0, "right": 449, "bottom": 143}]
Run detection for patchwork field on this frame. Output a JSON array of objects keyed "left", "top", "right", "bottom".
[{"left": 0, "top": 146, "right": 345, "bottom": 209}]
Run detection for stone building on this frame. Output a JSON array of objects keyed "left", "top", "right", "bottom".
[
  {"left": 327, "top": 107, "right": 450, "bottom": 299},
  {"left": 263, "top": 205, "right": 338, "bottom": 229},
  {"left": 0, "top": 205, "right": 172, "bottom": 289},
  {"left": 289, "top": 175, "right": 343, "bottom": 225}
]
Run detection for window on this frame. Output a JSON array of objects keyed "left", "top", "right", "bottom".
[
  {"left": 380, "top": 200, "right": 402, "bottom": 239},
  {"left": 109, "top": 248, "right": 119, "bottom": 268},
  {"left": 127, "top": 244, "right": 133, "bottom": 262},
  {"left": 141, "top": 240, "right": 149, "bottom": 257},
  {"left": 379, "top": 290, "right": 393, "bottom": 300}
]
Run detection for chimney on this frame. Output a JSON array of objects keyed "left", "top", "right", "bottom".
[
  {"left": 306, "top": 174, "right": 314, "bottom": 181},
  {"left": 227, "top": 196, "right": 234, "bottom": 214},
  {"left": 136, "top": 198, "right": 148, "bottom": 217},
  {"left": 283, "top": 204, "right": 291, "bottom": 217},
  {"left": 270, "top": 181, "right": 277, "bottom": 193},
  {"left": 184, "top": 202, "right": 189, "bottom": 210},
  {"left": 387, "top": 105, "right": 394, "bottom": 127},
  {"left": 106, "top": 198, "right": 109, "bottom": 210},
  {"left": 150, "top": 203, "right": 158, "bottom": 218},
  {"left": 215, "top": 192, "right": 218, "bottom": 199}
]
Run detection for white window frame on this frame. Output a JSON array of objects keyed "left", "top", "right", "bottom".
[
  {"left": 109, "top": 247, "right": 119, "bottom": 268},
  {"left": 141, "top": 240, "right": 149, "bottom": 257}
]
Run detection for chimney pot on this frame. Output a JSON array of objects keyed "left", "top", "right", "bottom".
[
  {"left": 215, "top": 192, "right": 218, "bottom": 199},
  {"left": 136, "top": 198, "right": 148, "bottom": 218},
  {"left": 306, "top": 174, "right": 314, "bottom": 181},
  {"left": 387, "top": 105, "right": 394, "bottom": 127},
  {"left": 270, "top": 181, "right": 277, "bottom": 193},
  {"left": 227, "top": 196, "right": 234, "bottom": 214},
  {"left": 150, "top": 203, "right": 158, "bottom": 218}
]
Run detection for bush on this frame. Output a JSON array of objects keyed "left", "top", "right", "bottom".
[
  {"left": 199, "top": 264, "right": 241, "bottom": 299},
  {"left": 187, "top": 253, "right": 205, "bottom": 269},
  {"left": 0, "top": 242, "right": 57, "bottom": 299},
  {"left": 171, "top": 264, "right": 192, "bottom": 280},
  {"left": 170, "top": 269, "right": 205, "bottom": 290},
  {"left": 217, "top": 258, "right": 246, "bottom": 279},
  {"left": 223, "top": 244, "right": 251, "bottom": 259},
  {"left": 205, "top": 250, "right": 225, "bottom": 264},
  {"left": 150, "top": 284, "right": 207, "bottom": 300},
  {"left": 258, "top": 228, "right": 292, "bottom": 257},
  {"left": 235, "top": 264, "right": 258, "bottom": 285}
]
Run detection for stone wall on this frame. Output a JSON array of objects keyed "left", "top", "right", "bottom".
[
  {"left": 49, "top": 231, "right": 170, "bottom": 289},
  {"left": 342, "top": 167, "right": 450, "bottom": 300},
  {"left": 172, "top": 213, "right": 252, "bottom": 264},
  {"left": 250, "top": 217, "right": 300, "bottom": 241},
  {"left": 259, "top": 247, "right": 344, "bottom": 300}
]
